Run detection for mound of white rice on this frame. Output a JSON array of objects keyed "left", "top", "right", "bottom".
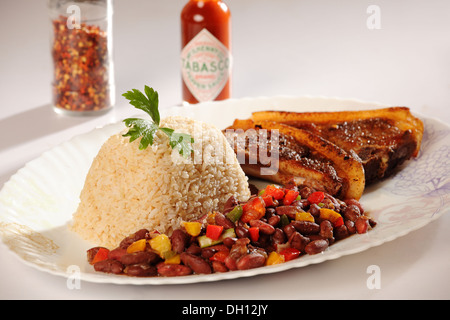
[{"left": 70, "top": 116, "right": 250, "bottom": 248}]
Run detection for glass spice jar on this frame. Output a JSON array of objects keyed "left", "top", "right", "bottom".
[{"left": 48, "top": 0, "right": 115, "bottom": 115}]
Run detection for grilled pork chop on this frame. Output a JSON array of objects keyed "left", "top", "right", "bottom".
[
  {"left": 224, "top": 119, "right": 365, "bottom": 200},
  {"left": 251, "top": 107, "right": 424, "bottom": 185}
]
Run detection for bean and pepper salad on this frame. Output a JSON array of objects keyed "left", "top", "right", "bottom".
[{"left": 87, "top": 184, "right": 376, "bottom": 277}]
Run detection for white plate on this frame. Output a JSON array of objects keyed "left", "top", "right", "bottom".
[{"left": 0, "top": 96, "right": 449, "bottom": 285}]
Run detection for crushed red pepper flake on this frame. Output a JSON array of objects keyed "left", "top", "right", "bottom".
[{"left": 51, "top": 16, "right": 111, "bottom": 112}]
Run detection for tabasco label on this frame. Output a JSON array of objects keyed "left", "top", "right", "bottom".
[{"left": 181, "top": 28, "right": 231, "bottom": 102}]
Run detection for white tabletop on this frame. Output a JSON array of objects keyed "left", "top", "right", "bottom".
[{"left": 0, "top": 0, "right": 449, "bottom": 300}]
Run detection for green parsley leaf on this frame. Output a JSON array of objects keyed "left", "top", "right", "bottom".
[
  {"left": 122, "top": 118, "right": 159, "bottom": 150},
  {"left": 122, "top": 86, "right": 194, "bottom": 157},
  {"left": 122, "top": 85, "right": 160, "bottom": 125}
]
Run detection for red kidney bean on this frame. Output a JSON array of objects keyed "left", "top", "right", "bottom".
[
  {"left": 211, "top": 261, "right": 229, "bottom": 273},
  {"left": 94, "top": 259, "right": 124, "bottom": 274},
  {"left": 305, "top": 239, "right": 329, "bottom": 255},
  {"left": 336, "top": 198, "right": 347, "bottom": 209},
  {"left": 299, "top": 186, "right": 313, "bottom": 199},
  {"left": 310, "top": 234, "right": 334, "bottom": 245},
  {"left": 209, "top": 244, "right": 230, "bottom": 252},
  {"left": 223, "top": 237, "right": 236, "bottom": 248},
  {"left": 319, "top": 220, "right": 334, "bottom": 239},
  {"left": 201, "top": 247, "right": 216, "bottom": 259},
  {"left": 272, "top": 228, "right": 286, "bottom": 245},
  {"left": 334, "top": 225, "right": 349, "bottom": 240},
  {"left": 268, "top": 214, "right": 281, "bottom": 227},
  {"left": 345, "top": 220, "right": 356, "bottom": 234},
  {"left": 253, "top": 233, "right": 270, "bottom": 248},
  {"left": 236, "top": 252, "right": 266, "bottom": 270},
  {"left": 308, "top": 234, "right": 329, "bottom": 242},
  {"left": 249, "top": 219, "right": 275, "bottom": 235},
  {"left": 320, "top": 198, "right": 335, "bottom": 210},
  {"left": 288, "top": 232, "right": 310, "bottom": 252},
  {"left": 265, "top": 207, "right": 276, "bottom": 218},
  {"left": 125, "top": 263, "right": 157, "bottom": 277},
  {"left": 343, "top": 204, "right": 361, "bottom": 222},
  {"left": 215, "top": 212, "right": 235, "bottom": 229},
  {"left": 308, "top": 203, "right": 321, "bottom": 217},
  {"left": 325, "top": 193, "right": 341, "bottom": 211},
  {"left": 275, "top": 206, "right": 298, "bottom": 219},
  {"left": 292, "top": 199, "right": 309, "bottom": 210},
  {"left": 171, "top": 229, "right": 188, "bottom": 254},
  {"left": 223, "top": 195, "right": 238, "bottom": 213},
  {"left": 225, "top": 238, "right": 249, "bottom": 270},
  {"left": 224, "top": 255, "right": 238, "bottom": 271},
  {"left": 180, "top": 252, "right": 212, "bottom": 274},
  {"left": 291, "top": 221, "right": 320, "bottom": 235},
  {"left": 235, "top": 225, "right": 249, "bottom": 238},
  {"left": 108, "top": 247, "right": 127, "bottom": 261},
  {"left": 157, "top": 263, "right": 192, "bottom": 277},
  {"left": 283, "top": 223, "right": 296, "bottom": 238},
  {"left": 119, "top": 229, "right": 149, "bottom": 249},
  {"left": 345, "top": 199, "right": 364, "bottom": 214},
  {"left": 120, "top": 251, "right": 159, "bottom": 266},
  {"left": 185, "top": 243, "right": 202, "bottom": 255},
  {"left": 264, "top": 211, "right": 276, "bottom": 225}
]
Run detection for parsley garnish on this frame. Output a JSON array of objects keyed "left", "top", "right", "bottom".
[{"left": 122, "top": 86, "right": 194, "bottom": 157}]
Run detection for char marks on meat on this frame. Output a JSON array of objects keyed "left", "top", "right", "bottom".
[
  {"left": 251, "top": 107, "right": 424, "bottom": 185},
  {"left": 224, "top": 119, "right": 365, "bottom": 200},
  {"left": 225, "top": 107, "right": 423, "bottom": 200}
]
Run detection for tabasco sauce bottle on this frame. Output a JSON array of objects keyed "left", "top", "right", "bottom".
[{"left": 181, "top": 0, "right": 231, "bottom": 105}]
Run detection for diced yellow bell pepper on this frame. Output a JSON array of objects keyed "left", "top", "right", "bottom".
[
  {"left": 164, "top": 253, "right": 181, "bottom": 265},
  {"left": 295, "top": 211, "right": 315, "bottom": 222},
  {"left": 319, "top": 208, "right": 344, "bottom": 227},
  {"left": 265, "top": 251, "right": 285, "bottom": 266},
  {"left": 149, "top": 234, "right": 172, "bottom": 257},
  {"left": 126, "top": 238, "right": 147, "bottom": 253},
  {"left": 183, "top": 221, "right": 202, "bottom": 237}
]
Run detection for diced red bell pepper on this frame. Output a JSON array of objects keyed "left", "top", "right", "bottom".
[
  {"left": 307, "top": 191, "right": 325, "bottom": 204},
  {"left": 283, "top": 189, "right": 300, "bottom": 205},
  {"left": 334, "top": 216, "right": 344, "bottom": 228},
  {"left": 91, "top": 247, "right": 110, "bottom": 265},
  {"left": 262, "top": 195, "right": 277, "bottom": 207},
  {"left": 209, "top": 250, "right": 229, "bottom": 263},
  {"left": 206, "top": 224, "right": 224, "bottom": 241},
  {"left": 241, "top": 196, "right": 266, "bottom": 223},
  {"left": 248, "top": 227, "right": 260, "bottom": 242},
  {"left": 263, "top": 185, "right": 285, "bottom": 200},
  {"left": 279, "top": 247, "right": 301, "bottom": 261},
  {"left": 355, "top": 217, "right": 369, "bottom": 234}
]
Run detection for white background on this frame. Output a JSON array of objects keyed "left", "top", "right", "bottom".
[{"left": 0, "top": 0, "right": 449, "bottom": 300}]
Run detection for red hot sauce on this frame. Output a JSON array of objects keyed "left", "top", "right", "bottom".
[{"left": 181, "top": 0, "right": 231, "bottom": 105}]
